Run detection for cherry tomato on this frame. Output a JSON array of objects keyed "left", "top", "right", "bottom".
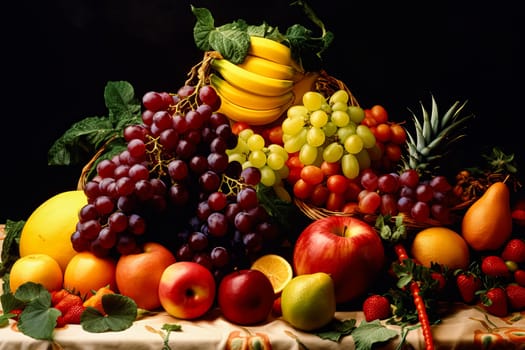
[
  {"left": 309, "top": 184, "right": 330, "bottom": 207},
  {"left": 325, "top": 192, "right": 345, "bottom": 212},
  {"left": 361, "top": 116, "right": 377, "bottom": 127},
  {"left": 369, "top": 105, "right": 388, "bottom": 124},
  {"left": 374, "top": 123, "right": 392, "bottom": 143},
  {"left": 293, "top": 179, "right": 314, "bottom": 200},
  {"left": 300, "top": 165, "right": 324, "bottom": 185},
  {"left": 267, "top": 125, "right": 284, "bottom": 146},
  {"left": 326, "top": 174, "right": 348, "bottom": 194},
  {"left": 286, "top": 167, "right": 302, "bottom": 185},
  {"left": 385, "top": 143, "right": 402, "bottom": 162},
  {"left": 344, "top": 180, "right": 362, "bottom": 201},
  {"left": 390, "top": 123, "right": 407, "bottom": 145},
  {"left": 231, "top": 122, "right": 250, "bottom": 135},
  {"left": 320, "top": 161, "right": 341, "bottom": 177},
  {"left": 286, "top": 154, "right": 303, "bottom": 169}
]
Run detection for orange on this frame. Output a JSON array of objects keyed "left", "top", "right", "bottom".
[
  {"left": 19, "top": 190, "right": 88, "bottom": 272},
  {"left": 251, "top": 254, "right": 293, "bottom": 295},
  {"left": 63, "top": 252, "right": 117, "bottom": 299},
  {"left": 410, "top": 227, "right": 470, "bottom": 270},
  {"left": 9, "top": 253, "right": 63, "bottom": 293}
]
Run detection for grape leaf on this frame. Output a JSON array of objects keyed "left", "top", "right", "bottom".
[
  {"left": 81, "top": 294, "right": 137, "bottom": 333},
  {"left": 351, "top": 320, "right": 398, "bottom": 350},
  {"left": 47, "top": 81, "right": 141, "bottom": 169},
  {"left": 104, "top": 81, "right": 141, "bottom": 125}
]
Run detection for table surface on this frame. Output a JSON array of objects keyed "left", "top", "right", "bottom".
[{"left": 2, "top": 235, "right": 525, "bottom": 350}]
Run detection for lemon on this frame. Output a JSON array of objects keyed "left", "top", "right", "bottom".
[
  {"left": 281, "top": 272, "right": 336, "bottom": 331},
  {"left": 411, "top": 227, "right": 470, "bottom": 270},
  {"left": 250, "top": 254, "right": 293, "bottom": 295},
  {"left": 19, "top": 190, "right": 87, "bottom": 272}
]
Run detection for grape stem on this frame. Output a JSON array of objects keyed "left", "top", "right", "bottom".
[{"left": 394, "top": 243, "right": 435, "bottom": 350}]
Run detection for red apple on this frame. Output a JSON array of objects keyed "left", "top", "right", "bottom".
[
  {"left": 218, "top": 269, "right": 275, "bottom": 325},
  {"left": 158, "top": 261, "right": 216, "bottom": 319},
  {"left": 293, "top": 215, "right": 385, "bottom": 304},
  {"left": 115, "top": 242, "right": 176, "bottom": 310}
]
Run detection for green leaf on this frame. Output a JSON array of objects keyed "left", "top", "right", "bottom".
[
  {"left": 81, "top": 294, "right": 137, "bottom": 333},
  {"left": 191, "top": 6, "right": 215, "bottom": 51},
  {"left": 47, "top": 116, "right": 117, "bottom": 166},
  {"left": 1, "top": 292, "right": 25, "bottom": 314},
  {"left": 104, "top": 81, "right": 141, "bottom": 124},
  {"left": 0, "top": 312, "right": 15, "bottom": 327},
  {"left": 210, "top": 22, "right": 251, "bottom": 64},
  {"left": 352, "top": 320, "right": 398, "bottom": 350},
  {"left": 14, "top": 282, "right": 50, "bottom": 303},
  {"left": 317, "top": 318, "right": 356, "bottom": 342},
  {"left": 47, "top": 80, "right": 141, "bottom": 173},
  {"left": 0, "top": 219, "right": 25, "bottom": 279},
  {"left": 16, "top": 285, "right": 58, "bottom": 341},
  {"left": 246, "top": 23, "right": 282, "bottom": 40}
]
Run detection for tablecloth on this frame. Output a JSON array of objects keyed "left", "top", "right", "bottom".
[{"left": 2, "top": 235, "right": 525, "bottom": 350}]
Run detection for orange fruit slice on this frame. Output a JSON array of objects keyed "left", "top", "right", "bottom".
[{"left": 251, "top": 254, "right": 293, "bottom": 295}]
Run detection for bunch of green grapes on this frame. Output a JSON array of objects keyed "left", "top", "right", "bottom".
[
  {"left": 281, "top": 89, "right": 379, "bottom": 179},
  {"left": 226, "top": 128, "right": 290, "bottom": 189}
]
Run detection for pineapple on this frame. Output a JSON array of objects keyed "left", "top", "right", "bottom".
[{"left": 401, "top": 94, "right": 474, "bottom": 179}]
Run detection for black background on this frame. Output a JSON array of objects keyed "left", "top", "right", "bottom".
[{"left": 1, "top": 1, "right": 523, "bottom": 223}]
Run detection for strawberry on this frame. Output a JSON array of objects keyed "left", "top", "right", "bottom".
[
  {"left": 481, "top": 255, "right": 510, "bottom": 279},
  {"left": 54, "top": 293, "right": 84, "bottom": 314},
  {"left": 514, "top": 269, "right": 525, "bottom": 287},
  {"left": 501, "top": 238, "right": 525, "bottom": 264},
  {"left": 362, "top": 294, "right": 391, "bottom": 322},
  {"left": 9, "top": 308, "right": 23, "bottom": 321},
  {"left": 61, "top": 304, "right": 86, "bottom": 325},
  {"left": 431, "top": 272, "right": 447, "bottom": 292},
  {"left": 480, "top": 287, "right": 508, "bottom": 317},
  {"left": 51, "top": 289, "right": 70, "bottom": 306},
  {"left": 456, "top": 272, "right": 482, "bottom": 304},
  {"left": 505, "top": 284, "right": 525, "bottom": 311}
]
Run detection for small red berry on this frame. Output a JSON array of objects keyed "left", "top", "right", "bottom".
[{"left": 362, "top": 294, "right": 391, "bottom": 322}]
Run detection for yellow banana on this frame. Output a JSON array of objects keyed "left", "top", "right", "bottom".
[
  {"left": 211, "top": 58, "right": 294, "bottom": 97},
  {"left": 216, "top": 90, "right": 289, "bottom": 126},
  {"left": 237, "top": 55, "right": 297, "bottom": 81},
  {"left": 210, "top": 73, "right": 294, "bottom": 111},
  {"left": 248, "top": 36, "right": 292, "bottom": 66}
]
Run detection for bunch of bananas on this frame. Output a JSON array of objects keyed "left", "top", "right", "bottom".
[{"left": 209, "top": 36, "right": 304, "bottom": 126}]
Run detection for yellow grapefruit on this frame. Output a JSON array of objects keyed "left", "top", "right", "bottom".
[
  {"left": 19, "top": 190, "right": 87, "bottom": 272},
  {"left": 9, "top": 253, "right": 63, "bottom": 293},
  {"left": 410, "top": 227, "right": 470, "bottom": 270}
]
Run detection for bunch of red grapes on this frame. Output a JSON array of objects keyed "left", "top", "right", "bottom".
[{"left": 72, "top": 83, "right": 286, "bottom": 281}]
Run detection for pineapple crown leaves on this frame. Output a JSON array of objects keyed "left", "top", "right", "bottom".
[{"left": 403, "top": 94, "right": 475, "bottom": 175}]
